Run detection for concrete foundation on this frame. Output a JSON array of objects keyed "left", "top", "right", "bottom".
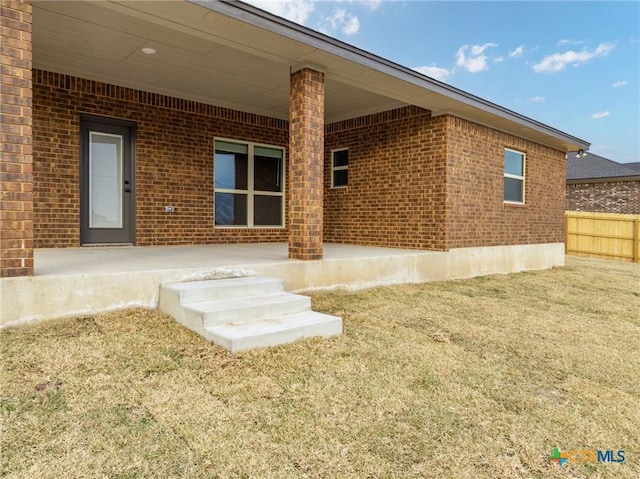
[{"left": 0, "top": 242, "right": 564, "bottom": 328}]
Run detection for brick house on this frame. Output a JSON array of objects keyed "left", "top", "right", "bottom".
[
  {"left": 1, "top": 0, "right": 590, "bottom": 278},
  {"left": 566, "top": 153, "right": 640, "bottom": 214}
]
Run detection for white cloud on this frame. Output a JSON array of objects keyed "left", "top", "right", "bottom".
[
  {"left": 321, "top": 8, "right": 360, "bottom": 36},
  {"left": 590, "top": 111, "right": 610, "bottom": 119},
  {"left": 243, "top": 0, "right": 314, "bottom": 24},
  {"left": 364, "top": 0, "right": 382, "bottom": 10},
  {"left": 529, "top": 96, "right": 546, "bottom": 103},
  {"left": 413, "top": 65, "right": 452, "bottom": 82},
  {"left": 533, "top": 42, "right": 615, "bottom": 73},
  {"left": 557, "top": 39, "right": 584, "bottom": 46},
  {"left": 456, "top": 43, "right": 498, "bottom": 73},
  {"left": 509, "top": 45, "right": 524, "bottom": 58},
  {"left": 344, "top": 18, "right": 359, "bottom": 35},
  {"left": 470, "top": 43, "right": 497, "bottom": 56},
  {"left": 494, "top": 56, "right": 504, "bottom": 63},
  {"left": 612, "top": 80, "right": 628, "bottom": 88}
]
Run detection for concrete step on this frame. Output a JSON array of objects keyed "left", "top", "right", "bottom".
[
  {"left": 160, "top": 276, "right": 283, "bottom": 305},
  {"left": 158, "top": 276, "right": 342, "bottom": 353},
  {"left": 158, "top": 276, "right": 283, "bottom": 324},
  {"left": 205, "top": 311, "right": 343, "bottom": 353},
  {"left": 185, "top": 292, "right": 311, "bottom": 327}
]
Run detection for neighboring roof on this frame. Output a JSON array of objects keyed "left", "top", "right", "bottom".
[
  {"left": 623, "top": 162, "right": 640, "bottom": 173},
  {"left": 32, "top": 0, "right": 589, "bottom": 152},
  {"left": 567, "top": 152, "right": 640, "bottom": 181}
]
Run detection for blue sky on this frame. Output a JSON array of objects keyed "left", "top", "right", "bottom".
[{"left": 246, "top": 1, "right": 640, "bottom": 163}]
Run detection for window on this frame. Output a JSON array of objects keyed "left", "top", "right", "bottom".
[
  {"left": 504, "top": 148, "right": 525, "bottom": 204},
  {"left": 214, "top": 139, "right": 285, "bottom": 227},
  {"left": 331, "top": 148, "right": 348, "bottom": 187}
]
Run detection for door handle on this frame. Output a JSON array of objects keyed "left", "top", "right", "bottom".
[{"left": 124, "top": 188, "right": 131, "bottom": 193}]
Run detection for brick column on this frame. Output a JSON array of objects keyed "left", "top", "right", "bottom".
[
  {"left": 1, "top": 0, "right": 33, "bottom": 277},
  {"left": 288, "top": 67, "right": 325, "bottom": 260}
]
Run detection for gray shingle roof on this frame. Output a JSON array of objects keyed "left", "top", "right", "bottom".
[
  {"left": 566, "top": 152, "right": 640, "bottom": 180},
  {"left": 623, "top": 162, "right": 640, "bottom": 173}
]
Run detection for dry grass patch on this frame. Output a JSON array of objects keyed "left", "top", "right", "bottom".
[{"left": 1, "top": 256, "right": 639, "bottom": 478}]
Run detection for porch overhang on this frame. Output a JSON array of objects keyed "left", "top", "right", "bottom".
[{"left": 32, "top": 0, "right": 589, "bottom": 153}]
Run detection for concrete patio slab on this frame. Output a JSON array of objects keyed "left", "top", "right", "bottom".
[{"left": 0, "top": 242, "right": 564, "bottom": 328}]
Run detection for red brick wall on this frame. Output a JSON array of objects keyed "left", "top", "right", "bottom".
[
  {"left": 324, "top": 106, "right": 448, "bottom": 250},
  {"left": 288, "top": 68, "right": 324, "bottom": 260},
  {"left": 445, "top": 116, "right": 566, "bottom": 249},
  {"left": 33, "top": 71, "right": 288, "bottom": 247},
  {"left": 567, "top": 180, "right": 640, "bottom": 214},
  {"left": 32, "top": 71, "right": 567, "bottom": 252},
  {"left": 1, "top": 0, "right": 33, "bottom": 276}
]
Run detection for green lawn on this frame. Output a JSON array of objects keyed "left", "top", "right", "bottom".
[{"left": 1, "top": 256, "right": 639, "bottom": 478}]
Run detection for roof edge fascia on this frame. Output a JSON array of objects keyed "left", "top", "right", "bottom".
[
  {"left": 567, "top": 176, "right": 640, "bottom": 184},
  {"left": 189, "top": 0, "right": 590, "bottom": 151}
]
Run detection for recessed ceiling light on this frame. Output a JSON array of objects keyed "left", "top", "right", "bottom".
[{"left": 141, "top": 47, "right": 156, "bottom": 55}]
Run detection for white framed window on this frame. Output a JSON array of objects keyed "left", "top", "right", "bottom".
[
  {"left": 331, "top": 148, "right": 348, "bottom": 188},
  {"left": 504, "top": 148, "right": 525, "bottom": 204},
  {"left": 214, "top": 139, "right": 285, "bottom": 227}
]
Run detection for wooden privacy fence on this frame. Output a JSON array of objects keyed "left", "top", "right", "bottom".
[{"left": 566, "top": 211, "right": 640, "bottom": 263}]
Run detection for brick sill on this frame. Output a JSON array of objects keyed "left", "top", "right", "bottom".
[{"left": 214, "top": 226, "right": 286, "bottom": 230}]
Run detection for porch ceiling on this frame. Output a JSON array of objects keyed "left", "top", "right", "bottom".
[
  {"left": 32, "top": 0, "right": 403, "bottom": 123},
  {"left": 32, "top": 0, "right": 589, "bottom": 151}
]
